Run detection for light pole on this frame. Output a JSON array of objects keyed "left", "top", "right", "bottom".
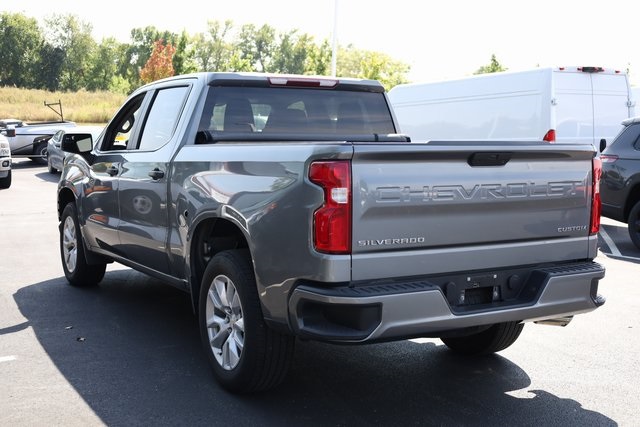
[{"left": 331, "top": 0, "right": 338, "bottom": 76}]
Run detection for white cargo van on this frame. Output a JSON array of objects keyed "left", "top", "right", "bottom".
[
  {"left": 632, "top": 86, "right": 640, "bottom": 108},
  {"left": 389, "top": 66, "right": 634, "bottom": 149}
]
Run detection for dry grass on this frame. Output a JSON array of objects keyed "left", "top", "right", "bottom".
[{"left": 0, "top": 87, "right": 127, "bottom": 124}]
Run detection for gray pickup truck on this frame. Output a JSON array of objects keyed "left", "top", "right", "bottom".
[{"left": 56, "top": 72, "right": 605, "bottom": 393}]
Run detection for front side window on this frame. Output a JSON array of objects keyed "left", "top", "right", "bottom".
[{"left": 101, "top": 94, "right": 145, "bottom": 151}]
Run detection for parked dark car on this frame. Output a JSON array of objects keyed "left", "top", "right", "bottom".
[
  {"left": 47, "top": 126, "right": 103, "bottom": 173},
  {"left": 600, "top": 116, "right": 640, "bottom": 248}
]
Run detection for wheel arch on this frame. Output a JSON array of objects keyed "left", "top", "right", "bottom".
[
  {"left": 623, "top": 183, "right": 640, "bottom": 221},
  {"left": 188, "top": 215, "right": 252, "bottom": 313},
  {"left": 57, "top": 187, "right": 76, "bottom": 221}
]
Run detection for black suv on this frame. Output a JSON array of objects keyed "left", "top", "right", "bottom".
[{"left": 601, "top": 117, "right": 640, "bottom": 249}]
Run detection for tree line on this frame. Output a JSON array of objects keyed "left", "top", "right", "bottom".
[{"left": 0, "top": 12, "right": 411, "bottom": 94}]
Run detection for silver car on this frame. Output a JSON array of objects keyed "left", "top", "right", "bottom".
[{"left": 47, "top": 126, "right": 103, "bottom": 173}]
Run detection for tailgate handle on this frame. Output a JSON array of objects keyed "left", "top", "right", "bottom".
[{"left": 468, "top": 152, "right": 512, "bottom": 167}]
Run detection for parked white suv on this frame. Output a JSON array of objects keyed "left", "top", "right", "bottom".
[{"left": 0, "top": 133, "right": 11, "bottom": 189}]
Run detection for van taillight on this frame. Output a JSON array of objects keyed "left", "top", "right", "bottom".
[
  {"left": 590, "top": 158, "right": 602, "bottom": 234},
  {"left": 543, "top": 129, "right": 556, "bottom": 142},
  {"left": 309, "top": 160, "right": 351, "bottom": 254}
]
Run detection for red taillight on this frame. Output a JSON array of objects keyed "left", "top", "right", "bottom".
[
  {"left": 543, "top": 129, "right": 556, "bottom": 143},
  {"left": 309, "top": 160, "right": 351, "bottom": 254},
  {"left": 590, "top": 158, "right": 602, "bottom": 234},
  {"left": 600, "top": 154, "right": 618, "bottom": 163}
]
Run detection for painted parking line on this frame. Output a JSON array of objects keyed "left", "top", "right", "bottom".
[
  {"left": 599, "top": 227, "right": 621, "bottom": 257},
  {"left": 0, "top": 355, "right": 17, "bottom": 363},
  {"left": 599, "top": 226, "right": 640, "bottom": 262}
]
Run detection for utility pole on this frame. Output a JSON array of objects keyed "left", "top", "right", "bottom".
[{"left": 331, "top": 0, "right": 338, "bottom": 76}]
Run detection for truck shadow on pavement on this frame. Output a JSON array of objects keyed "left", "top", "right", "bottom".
[
  {"left": 34, "top": 170, "right": 60, "bottom": 184},
  {"left": 598, "top": 223, "right": 640, "bottom": 264},
  {"left": 13, "top": 270, "right": 616, "bottom": 427}
]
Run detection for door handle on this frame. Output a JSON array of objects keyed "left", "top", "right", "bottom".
[
  {"left": 106, "top": 165, "right": 119, "bottom": 176},
  {"left": 148, "top": 168, "right": 165, "bottom": 180}
]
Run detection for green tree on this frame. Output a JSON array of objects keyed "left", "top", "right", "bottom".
[
  {"left": 0, "top": 12, "right": 44, "bottom": 88},
  {"left": 306, "top": 39, "right": 332, "bottom": 76},
  {"left": 271, "top": 30, "right": 316, "bottom": 74},
  {"left": 474, "top": 54, "right": 507, "bottom": 74},
  {"left": 235, "top": 23, "right": 277, "bottom": 72},
  {"left": 191, "top": 20, "right": 234, "bottom": 72},
  {"left": 43, "top": 14, "right": 97, "bottom": 91},
  {"left": 171, "top": 30, "right": 196, "bottom": 75},
  {"left": 337, "top": 45, "right": 410, "bottom": 90},
  {"left": 36, "top": 44, "right": 65, "bottom": 91},
  {"left": 86, "top": 37, "right": 124, "bottom": 91},
  {"left": 0, "top": 12, "right": 411, "bottom": 92}
]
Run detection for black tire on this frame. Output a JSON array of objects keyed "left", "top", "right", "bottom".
[
  {"left": 198, "top": 249, "right": 295, "bottom": 393},
  {"left": 47, "top": 156, "right": 57, "bottom": 174},
  {"left": 627, "top": 201, "right": 640, "bottom": 250},
  {"left": 0, "top": 170, "right": 11, "bottom": 189},
  {"left": 441, "top": 321, "right": 524, "bottom": 356},
  {"left": 31, "top": 141, "right": 48, "bottom": 165},
  {"left": 59, "top": 203, "right": 106, "bottom": 286}
]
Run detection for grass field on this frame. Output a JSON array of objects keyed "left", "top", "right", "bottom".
[{"left": 0, "top": 87, "right": 127, "bottom": 124}]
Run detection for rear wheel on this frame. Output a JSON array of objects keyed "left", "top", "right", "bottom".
[
  {"left": 60, "top": 203, "right": 106, "bottom": 286},
  {"left": 199, "top": 249, "right": 295, "bottom": 393},
  {"left": 0, "top": 170, "right": 11, "bottom": 189},
  {"left": 441, "top": 321, "right": 524, "bottom": 355},
  {"left": 627, "top": 201, "right": 640, "bottom": 250},
  {"left": 31, "top": 141, "right": 48, "bottom": 165}
]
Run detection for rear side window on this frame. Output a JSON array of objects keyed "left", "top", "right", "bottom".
[
  {"left": 610, "top": 123, "right": 640, "bottom": 151},
  {"left": 630, "top": 125, "right": 640, "bottom": 151},
  {"left": 138, "top": 86, "right": 190, "bottom": 151},
  {"left": 197, "top": 86, "right": 396, "bottom": 140}
]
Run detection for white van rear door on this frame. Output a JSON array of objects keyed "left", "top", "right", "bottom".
[
  {"left": 591, "top": 72, "right": 632, "bottom": 147},
  {"left": 554, "top": 70, "right": 594, "bottom": 145}
]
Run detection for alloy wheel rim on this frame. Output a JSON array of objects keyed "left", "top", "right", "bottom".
[
  {"left": 62, "top": 216, "right": 78, "bottom": 273},
  {"left": 205, "top": 274, "right": 245, "bottom": 370}
]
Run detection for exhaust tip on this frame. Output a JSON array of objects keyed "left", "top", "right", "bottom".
[{"left": 534, "top": 315, "right": 573, "bottom": 327}]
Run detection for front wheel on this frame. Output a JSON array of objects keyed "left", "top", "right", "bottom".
[
  {"left": 627, "top": 201, "right": 640, "bottom": 250},
  {"left": 47, "top": 155, "right": 57, "bottom": 174},
  {"left": 60, "top": 203, "right": 106, "bottom": 286},
  {"left": 441, "top": 321, "right": 524, "bottom": 355},
  {"left": 199, "top": 249, "right": 295, "bottom": 393}
]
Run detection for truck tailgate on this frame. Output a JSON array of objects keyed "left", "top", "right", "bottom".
[{"left": 350, "top": 142, "right": 597, "bottom": 281}]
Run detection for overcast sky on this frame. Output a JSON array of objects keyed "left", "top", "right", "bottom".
[{"left": 5, "top": 0, "right": 640, "bottom": 86}]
